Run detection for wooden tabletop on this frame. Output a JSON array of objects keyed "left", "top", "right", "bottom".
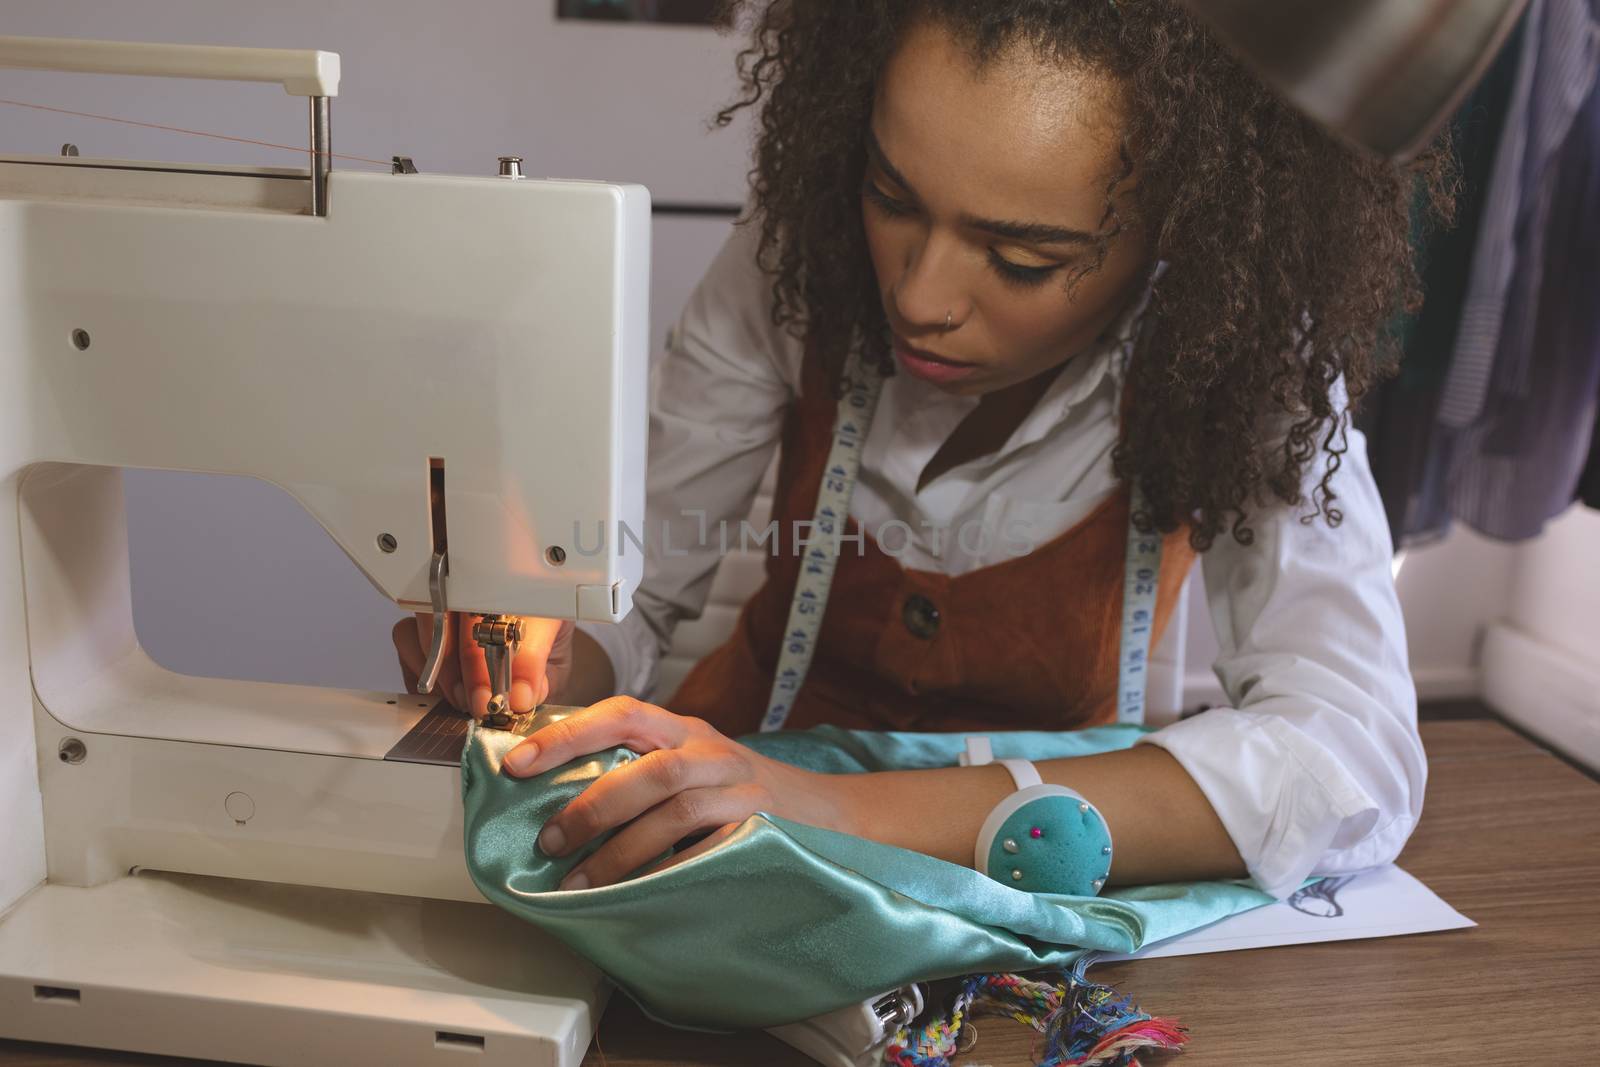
[{"left": 4, "top": 719, "right": 1597, "bottom": 1066}]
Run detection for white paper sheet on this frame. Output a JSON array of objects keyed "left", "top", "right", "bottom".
[{"left": 1101, "top": 865, "right": 1475, "bottom": 961}]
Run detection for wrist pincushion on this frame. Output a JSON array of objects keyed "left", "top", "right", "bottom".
[{"left": 976, "top": 785, "right": 1114, "bottom": 896}]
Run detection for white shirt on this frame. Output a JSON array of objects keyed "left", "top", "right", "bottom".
[{"left": 578, "top": 220, "right": 1425, "bottom": 901}]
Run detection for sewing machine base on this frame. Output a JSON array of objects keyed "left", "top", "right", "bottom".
[{"left": 0, "top": 869, "right": 608, "bottom": 1067}]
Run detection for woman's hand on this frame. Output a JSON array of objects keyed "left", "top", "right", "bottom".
[
  {"left": 501, "top": 696, "right": 857, "bottom": 890},
  {"left": 393, "top": 613, "right": 573, "bottom": 719}
]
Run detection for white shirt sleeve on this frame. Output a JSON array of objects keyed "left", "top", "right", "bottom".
[
  {"left": 575, "top": 219, "right": 803, "bottom": 699},
  {"left": 1136, "top": 383, "right": 1426, "bottom": 900}
]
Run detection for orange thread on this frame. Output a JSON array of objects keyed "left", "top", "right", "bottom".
[{"left": 0, "top": 96, "right": 394, "bottom": 168}]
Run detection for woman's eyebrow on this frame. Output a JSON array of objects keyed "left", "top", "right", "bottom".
[
  {"left": 865, "top": 126, "right": 1099, "bottom": 247},
  {"left": 962, "top": 215, "right": 1099, "bottom": 246},
  {"left": 864, "top": 128, "right": 923, "bottom": 199}
]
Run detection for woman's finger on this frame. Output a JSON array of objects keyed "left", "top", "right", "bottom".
[
  {"left": 537, "top": 746, "right": 741, "bottom": 857},
  {"left": 503, "top": 696, "right": 694, "bottom": 778},
  {"left": 558, "top": 788, "right": 760, "bottom": 891},
  {"left": 509, "top": 617, "right": 569, "bottom": 713}
]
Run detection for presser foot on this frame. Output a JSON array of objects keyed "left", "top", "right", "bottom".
[
  {"left": 473, "top": 614, "right": 525, "bottom": 730},
  {"left": 482, "top": 694, "right": 532, "bottom": 731}
]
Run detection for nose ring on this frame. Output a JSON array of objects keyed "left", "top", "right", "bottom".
[{"left": 944, "top": 310, "right": 953, "bottom": 330}]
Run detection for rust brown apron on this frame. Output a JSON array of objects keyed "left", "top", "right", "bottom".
[{"left": 670, "top": 346, "right": 1196, "bottom": 736}]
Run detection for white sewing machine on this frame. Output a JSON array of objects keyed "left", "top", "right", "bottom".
[{"left": 0, "top": 35, "right": 648, "bottom": 1066}]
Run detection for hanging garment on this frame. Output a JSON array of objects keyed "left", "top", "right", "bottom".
[
  {"left": 1357, "top": 7, "right": 1527, "bottom": 546},
  {"left": 1436, "top": 0, "right": 1596, "bottom": 429},
  {"left": 667, "top": 343, "right": 1197, "bottom": 736},
  {"left": 1424, "top": 0, "right": 1600, "bottom": 541},
  {"left": 1447, "top": 70, "right": 1600, "bottom": 537}
]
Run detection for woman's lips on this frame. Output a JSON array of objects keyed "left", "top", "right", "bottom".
[{"left": 893, "top": 337, "right": 979, "bottom": 384}]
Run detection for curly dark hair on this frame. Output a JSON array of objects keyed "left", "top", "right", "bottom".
[{"left": 711, "top": 0, "right": 1454, "bottom": 550}]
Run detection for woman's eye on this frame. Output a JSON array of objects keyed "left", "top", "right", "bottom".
[
  {"left": 863, "top": 183, "right": 1062, "bottom": 288},
  {"left": 863, "top": 184, "right": 913, "bottom": 217},
  {"left": 987, "top": 250, "right": 1060, "bottom": 288}
]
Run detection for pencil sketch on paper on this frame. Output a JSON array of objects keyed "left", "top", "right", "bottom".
[{"left": 1287, "top": 875, "right": 1358, "bottom": 918}]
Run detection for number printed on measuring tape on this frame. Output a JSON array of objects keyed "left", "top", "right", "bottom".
[
  {"left": 1116, "top": 490, "right": 1163, "bottom": 725},
  {"left": 760, "top": 358, "right": 888, "bottom": 732}
]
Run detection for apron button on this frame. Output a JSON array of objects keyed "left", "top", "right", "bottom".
[{"left": 902, "top": 594, "right": 941, "bottom": 639}]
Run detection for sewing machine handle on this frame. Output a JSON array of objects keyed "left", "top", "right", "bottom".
[{"left": 0, "top": 35, "right": 339, "bottom": 96}]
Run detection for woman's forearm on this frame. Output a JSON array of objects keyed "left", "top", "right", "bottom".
[{"left": 831, "top": 744, "right": 1247, "bottom": 886}]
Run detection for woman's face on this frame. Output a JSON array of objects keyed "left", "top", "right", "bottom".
[{"left": 864, "top": 19, "right": 1152, "bottom": 397}]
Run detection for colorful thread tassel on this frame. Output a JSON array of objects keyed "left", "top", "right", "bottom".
[{"left": 883, "top": 964, "right": 1187, "bottom": 1067}]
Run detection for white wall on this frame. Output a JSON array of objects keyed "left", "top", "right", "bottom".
[
  {"left": 1393, "top": 525, "right": 1521, "bottom": 699},
  {"left": 1482, "top": 503, "right": 1600, "bottom": 769},
  {"left": 1507, "top": 504, "right": 1600, "bottom": 664},
  {"left": 2, "top": 1, "right": 743, "bottom": 692}
]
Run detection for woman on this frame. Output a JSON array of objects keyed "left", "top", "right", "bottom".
[{"left": 397, "top": 0, "right": 1447, "bottom": 901}]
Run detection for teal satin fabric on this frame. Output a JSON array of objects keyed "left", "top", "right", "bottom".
[{"left": 461, "top": 712, "right": 1273, "bottom": 1030}]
